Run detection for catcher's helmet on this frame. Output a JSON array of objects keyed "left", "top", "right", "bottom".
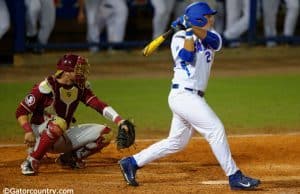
[
  {"left": 56, "top": 54, "right": 90, "bottom": 89},
  {"left": 184, "top": 2, "right": 217, "bottom": 27},
  {"left": 56, "top": 54, "right": 86, "bottom": 72}
]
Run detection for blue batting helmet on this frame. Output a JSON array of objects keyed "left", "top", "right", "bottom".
[{"left": 184, "top": 2, "right": 217, "bottom": 27}]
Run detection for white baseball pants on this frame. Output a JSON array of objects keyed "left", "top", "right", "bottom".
[{"left": 133, "top": 89, "right": 238, "bottom": 176}]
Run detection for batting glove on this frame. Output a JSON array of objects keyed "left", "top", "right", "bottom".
[{"left": 171, "top": 15, "right": 192, "bottom": 30}]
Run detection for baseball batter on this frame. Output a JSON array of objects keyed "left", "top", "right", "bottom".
[
  {"left": 119, "top": 2, "right": 260, "bottom": 190},
  {"left": 16, "top": 54, "right": 133, "bottom": 175}
]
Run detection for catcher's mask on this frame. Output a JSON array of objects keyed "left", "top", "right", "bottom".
[{"left": 55, "top": 54, "right": 90, "bottom": 89}]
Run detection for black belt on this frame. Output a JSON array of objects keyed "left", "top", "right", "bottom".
[{"left": 172, "top": 84, "right": 205, "bottom": 97}]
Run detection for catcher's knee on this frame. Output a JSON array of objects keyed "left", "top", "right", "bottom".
[
  {"left": 51, "top": 116, "right": 67, "bottom": 132},
  {"left": 83, "top": 127, "right": 113, "bottom": 153},
  {"left": 99, "top": 126, "right": 113, "bottom": 144},
  {"left": 47, "top": 116, "right": 67, "bottom": 138},
  {"left": 75, "top": 127, "right": 113, "bottom": 159}
]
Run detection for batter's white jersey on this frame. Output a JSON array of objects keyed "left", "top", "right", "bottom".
[{"left": 171, "top": 30, "right": 222, "bottom": 92}]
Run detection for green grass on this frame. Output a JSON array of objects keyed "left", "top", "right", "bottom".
[
  {"left": 1, "top": 75, "right": 300, "bottom": 141},
  {"left": 207, "top": 75, "right": 300, "bottom": 133}
]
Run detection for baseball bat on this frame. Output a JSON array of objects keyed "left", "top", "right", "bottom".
[{"left": 142, "top": 28, "right": 175, "bottom": 57}]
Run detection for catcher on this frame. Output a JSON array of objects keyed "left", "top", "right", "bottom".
[{"left": 15, "top": 54, "right": 135, "bottom": 175}]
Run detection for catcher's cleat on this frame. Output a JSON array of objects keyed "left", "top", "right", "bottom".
[
  {"left": 119, "top": 157, "right": 139, "bottom": 186},
  {"left": 55, "top": 152, "right": 86, "bottom": 169},
  {"left": 229, "top": 170, "right": 261, "bottom": 190},
  {"left": 21, "top": 156, "right": 39, "bottom": 176}
]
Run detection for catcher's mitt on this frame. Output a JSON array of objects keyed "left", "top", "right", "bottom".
[{"left": 116, "top": 120, "right": 135, "bottom": 150}]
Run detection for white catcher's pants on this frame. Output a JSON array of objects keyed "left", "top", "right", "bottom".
[
  {"left": 31, "top": 121, "right": 107, "bottom": 154},
  {"left": 134, "top": 89, "right": 238, "bottom": 176}
]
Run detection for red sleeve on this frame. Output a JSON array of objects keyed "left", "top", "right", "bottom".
[
  {"left": 81, "top": 88, "right": 108, "bottom": 114},
  {"left": 15, "top": 84, "right": 43, "bottom": 118}
]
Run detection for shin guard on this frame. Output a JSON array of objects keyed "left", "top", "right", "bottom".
[{"left": 31, "top": 121, "right": 64, "bottom": 160}]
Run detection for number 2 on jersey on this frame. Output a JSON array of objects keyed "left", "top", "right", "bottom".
[{"left": 205, "top": 51, "right": 212, "bottom": 63}]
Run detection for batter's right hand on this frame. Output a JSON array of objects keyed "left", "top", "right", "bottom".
[{"left": 24, "top": 132, "right": 36, "bottom": 147}]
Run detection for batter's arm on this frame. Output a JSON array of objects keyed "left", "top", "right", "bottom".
[
  {"left": 183, "top": 28, "right": 195, "bottom": 51},
  {"left": 177, "top": 28, "right": 195, "bottom": 63},
  {"left": 192, "top": 26, "right": 221, "bottom": 50}
]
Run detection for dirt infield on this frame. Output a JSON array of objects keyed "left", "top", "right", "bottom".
[{"left": 0, "top": 134, "right": 299, "bottom": 194}]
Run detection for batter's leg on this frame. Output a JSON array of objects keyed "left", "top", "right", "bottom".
[
  {"left": 167, "top": 92, "right": 238, "bottom": 177},
  {"left": 133, "top": 113, "right": 193, "bottom": 167}
]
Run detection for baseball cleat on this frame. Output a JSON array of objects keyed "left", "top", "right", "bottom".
[
  {"left": 229, "top": 170, "right": 261, "bottom": 190},
  {"left": 118, "top": 157, "right": 139, "bottom": 186},
  {"left": 21, "top": 157, "right": 39, "bottom": 176},
  {"left": 55, "top": 152, "right": 86, "bottom": 169}
]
